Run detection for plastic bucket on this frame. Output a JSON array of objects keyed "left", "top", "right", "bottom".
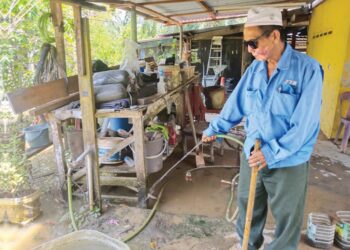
[
  {"left": 145, "top": 133, "right": 166, "bottom": 174},
  {"left": 109, "top": 118, "right": 131, "bottom": 132},
  {"left": 23, "top": 123, "right": 50, "bottom": 149},
  {"left": 98, "top": 137, "right": 124, "bottom": 163},
  {"left": 33, "top": 229, "right": 130, "bottom": 250}
]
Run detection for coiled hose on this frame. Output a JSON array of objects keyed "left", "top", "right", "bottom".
[{"left": 66, "top": 134, "right": 244, "bottom": 240}]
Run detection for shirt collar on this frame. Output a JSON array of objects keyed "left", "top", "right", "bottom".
[
  {"left": 276, "top": 43, "right": 292, "bottom": 70},
  {"left": 254, "top": 43, "right": 292, "bottom": 73}
]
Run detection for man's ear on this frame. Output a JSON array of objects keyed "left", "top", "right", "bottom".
[{"left": 273, "top": 29, "right": 281, "bottom": 42}]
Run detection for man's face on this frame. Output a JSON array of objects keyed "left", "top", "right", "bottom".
[{"left": 243, "top": 26, "right": 274, "bottom": 61}]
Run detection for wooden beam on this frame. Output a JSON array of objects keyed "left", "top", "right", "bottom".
[
  {"left": 215, "top": 2, "right": 305, "bottom": 12},
  {"left": 167, "top": 10, "right": 209, "bottom": 18},
  {"left": 179, "top": 25, "right": 183, "bottom": 60},
  {"left": 50, "top": 0, "right": 66, "bottom": 77},
  {"left": 130, "top": 5, "right": 137, "bottom": 42},
  {"left": 134, "top": 4, "right": 180, "bottom": 25},
  {"left": 196, "top": 0, "right": 216, "bottom": 19},
  {"left": 73, "top": 6, "right": 86, "bottom": 75},
  {"left": 192, "top": 25, "right": 243, "bottom": 40},
  {"left": 47, "top": 114, "right": 67, "bottom": 200},
  {"left": 59, "top": 0, "right": 106, "bottom": 11},
  {"left": 76, "top": 17, "right": 101, "bottom": 209},
  {"left": 132, "top": 115, "right": 147, "bottom": 208},
  {"left": 96, "top": 0, "right": 180, "bottom": 25},
  {"left": 175, "top": 13, "right": 246, "bottom": 25},
  {"left": 140, "top": 0, "right": 195, "bottom": 5}
]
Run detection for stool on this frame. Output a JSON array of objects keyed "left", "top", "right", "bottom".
[{"left": 182, "top": 121, "right": 224, "bottom": 163}]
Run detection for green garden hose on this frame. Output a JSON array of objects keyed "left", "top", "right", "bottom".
[
  {"left": 122, "top": 187, "right": 165, "bottom": 243},
  {"left": 67, "top": 168, "right": 79, "bottom": 231}
]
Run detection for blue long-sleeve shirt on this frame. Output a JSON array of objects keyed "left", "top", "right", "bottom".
[{"left": 203, "top": 44, "right": 323, "bottom": 169}]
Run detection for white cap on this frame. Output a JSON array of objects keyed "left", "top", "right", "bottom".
[{"left": 245, "top": 7, "right": 283, "bottom": 27}]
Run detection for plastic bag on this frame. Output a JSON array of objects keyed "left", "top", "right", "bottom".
[{"left": 120, "top": 39, "right": 140, "bottom": 79}]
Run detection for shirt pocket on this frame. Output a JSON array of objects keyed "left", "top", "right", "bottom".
[
  {"left": 271, "top": 91, "right": 300, "bottom": 117},
  {"left": 244, "top": 89, "right": 258, "bottom": 115}
]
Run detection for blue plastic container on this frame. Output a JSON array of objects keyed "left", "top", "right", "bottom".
[
  {"left": 23, "top": 123, "right": 50, "bottom": 149},
  {"left": 108, "top": 118, "right": 131, "bottom": 132},
  {"left": 98, "top": 148, "right": 121, "bottom": 162}
]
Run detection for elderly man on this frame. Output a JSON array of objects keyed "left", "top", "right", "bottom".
[{"left": 202, "top": 7, "right": 323, "bottom": 250}]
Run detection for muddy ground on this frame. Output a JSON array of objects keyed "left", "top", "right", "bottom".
[{"left": 1, "top": 135, "right": 349, "bottom": 250}]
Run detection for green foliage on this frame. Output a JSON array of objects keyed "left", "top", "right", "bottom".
[
  {"left": 0, "top": 107, "right": 31, "bottom": 197},
  {"left": 0, "top": 0, "right": 51, "bottom": 94}
]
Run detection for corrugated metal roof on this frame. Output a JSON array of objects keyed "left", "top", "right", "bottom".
[{"left": 85, "top": 0, "right": 310, "bottom": 25}]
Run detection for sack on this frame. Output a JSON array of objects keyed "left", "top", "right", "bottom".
[{"left": 93, "top": 70, "right": 130, "bottom": 87}]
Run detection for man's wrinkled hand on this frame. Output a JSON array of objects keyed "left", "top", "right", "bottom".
[
  {"left": 248, "top": 150, "right": 267, "bottom": 170},
  {"left": 202, "top": 134, "right": 216, "bottom": 143}
]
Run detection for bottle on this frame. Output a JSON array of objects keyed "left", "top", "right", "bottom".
[
  {"left": 124, "top": 156, "right": 135, "bottom": 168},
  {"left": 157, "top": 69, "right": 167, "bottom": 94}
]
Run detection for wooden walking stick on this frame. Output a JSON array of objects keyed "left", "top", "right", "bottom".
[{"left": 242, "top": 139, "right": 261, "bottom": 250}]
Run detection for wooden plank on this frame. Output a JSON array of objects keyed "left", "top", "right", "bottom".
[
  {"left": 7, "top": 79, "right": 68, "bottom": 114},
  {"left": 73, "top": 192, "right": 138, "bottom": 205},
  {"left": 30, "top": 93, "right": 79, "bottom": 116},
  {"left": 98, "top": 194, "right": 138, "bottom": 205},
  {"left": 100, "top": 164, "right": 136, "bottom": 174},
  {"left": 67, "top": 75, "right": 79, "bottom": 94},
  {"left": 132, "top": 116, "right": 147, "bottom": 208},
  {"left": 78, "top": 176, "right": 138, "bottom": 188},
  {"left": 50, "top": 0, "right": 66, "bottom": 77}
]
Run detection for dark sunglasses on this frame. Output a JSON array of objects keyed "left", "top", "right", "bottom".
[{"left": 243, "top": 30, "right": 272, "bottom": 49}]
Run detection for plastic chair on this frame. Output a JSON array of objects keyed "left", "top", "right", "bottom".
[{"left": 334, "top": 92, "right": 350, "bottom": 153}]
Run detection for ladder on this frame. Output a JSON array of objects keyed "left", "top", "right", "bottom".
[{"left": 206, "top": 36, "right": 223, "bottom": 75}]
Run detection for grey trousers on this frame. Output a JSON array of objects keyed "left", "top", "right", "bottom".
[{"left": 236, "top": 153, "right": 309, "bottom": 250}]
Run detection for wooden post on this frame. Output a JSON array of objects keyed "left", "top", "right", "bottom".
[
  {"left": 130, "top": 5, "right": 137, "bottom": 42},
  {"left": 73, "top": 9, "right": 101, "bottom": 210},
  {"left": 132, "top": 114, "right": 147, "bottom": 208},
  {"left": 50, "top": 0, "right": 66, "bottom": 77},
  {"left": 179, "top": 25, "right": 183, "bottom": 61},
  {"left": 47, "top": 113, "right": 66, "bottom": 200},
  {"left": 73, "top": 6, "right": 86, "bottom": 75}
]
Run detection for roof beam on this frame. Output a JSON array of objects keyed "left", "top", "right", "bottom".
[
  {"left": 215, "top": 2, "right": 305, "bottom": 12},
  {"left": 59, "top": 0, "right": 106, "bottom": 11},
  {"left": 196, "top": 0, "right": 216, "bottom": 19},
  {"left": 166, "top": 10, "right": 210, "bottom": 18},
  {"left": 139, "top": 0, "right": 195, "bottom": 5},
  {"left": 134, "top": 4, "right": 180, "bottom": 25}
]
